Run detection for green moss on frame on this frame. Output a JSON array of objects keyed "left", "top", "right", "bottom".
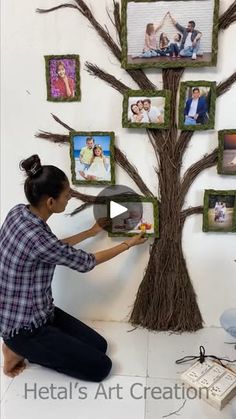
[
  {"left": 122, "top": 89, "right": 171, "bottom": 129},
  {"left": 70, "top": 131, "right": 116, "bottom": 186},
  {"left": 108, "top": 196, "right": 159, "bottom": 238},
  {"left": 203, "top": 189, "right": 236, "bottom": 233},
  {"left": 217, "top": 130, "right": 236, "bottom": 175},
  {"left": 45, "top": 54, "right": 81, "bottom": 102},
  {"left": 178, "top": 81, "right": 216, "bottom": 131},
  {"left": 121, "top": 0, "right": 219, "bottom": 70}
]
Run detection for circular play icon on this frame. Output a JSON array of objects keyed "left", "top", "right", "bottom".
[{"left": 93, "top": 185, "right": 143, "bottom": 233}]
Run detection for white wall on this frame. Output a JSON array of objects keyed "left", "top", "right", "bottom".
[
  {"left": 127, "top": 0, "right": 214, "bottom": 54},
  {"left": 1, "top": 0, "right": 236, "bottom": 326}
]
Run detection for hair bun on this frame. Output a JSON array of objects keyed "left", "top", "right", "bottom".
[{"left": 20, "top": 155, "right": 42, "bottom": 177}]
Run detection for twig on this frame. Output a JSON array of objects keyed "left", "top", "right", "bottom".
[{"left": 162, "top": 400, "right": 187, "bottom": 418}]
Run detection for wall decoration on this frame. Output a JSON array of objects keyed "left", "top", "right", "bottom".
[
  {"left": 121, "top": 0, "right": 219, "bottom": 69},
  {"left": 45, "top": 54, "right": 81, "bottom": 102},
  {"left": 218, "top": 130, "right": 236, "bottom": 175},
  {"left": 203, "top": 190, "right": 236, "bottom": 232},
  {"left": 36, "top": 0, "right": 236, "bottom": 333},
  {"left": 122, "top": 90, "right": 171, "bottom": 129},
  {"left": 178, "top": 81, "right": 216, "bottom": 131},
  {"left": 108, "top": 197, "right": 159, "bottom": 237},
  {"left": 70, "top": 132, "right": 115, "bottom": 185}
]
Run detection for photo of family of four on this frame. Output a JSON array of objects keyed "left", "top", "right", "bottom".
[
  {"left": 133, "top": 12, "right": 202, "bottom": 61},
  {"left": 128, "top": 97, "right": 164, "bottom": 124},
  {"left": 72, "top": 135, "right": 112, "bottom": 183},
  {"left": 206, "top": 194, "right": 235, "bottom": 232},
  {"left": 184, "top": 87, "right": 209, "bottom": 126}
]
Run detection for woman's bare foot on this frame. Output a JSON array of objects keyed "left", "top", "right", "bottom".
[{"left": 2, "top": 342, "right": 26, "bottom": 377}]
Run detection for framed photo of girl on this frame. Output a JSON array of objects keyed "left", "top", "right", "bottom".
[
  {"left": 121, "top": 0, "right": 219, "bottom": 70},
  {"left": 122, "top": 89, "right": 171, "bottom": 129},
  {"left": 203, "top": 190, "right": 236, "bottom": 233},
  {"left": 70, "top": 132, "right": 115, "bottom": 186},
  {"left": 45, "top": 55, "right": 81, "bottom": 102},
  {"left": 178, "top": 81, "right": 216, "bottom": 131},
  {"left": 107, "top": 196, "right": 159, "bottom": 238},
  {"left": 217, "top": 130, "right": 236, "bottom": 175}
]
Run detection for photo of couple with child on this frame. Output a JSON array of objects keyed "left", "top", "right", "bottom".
[
  {"left": 126, "top": 0, "right": 216, "bottom": 67},
  {"left": 128, "top": 97, "right": 164, "bottom": 124},
  {"left": 71, "top": 135, "right": 113, "bottom": 183}
]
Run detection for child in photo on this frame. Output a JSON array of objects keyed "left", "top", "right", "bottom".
[
  {"left": 80, "top": 144, "right": 109, "bottom": 181},
  {"left": 169, "top": 33, "right": 182, "bottom": 58},
  {"left": 157, "top": 33, "right": 171, "bottom": 56},
  {"left": 79, "top": 137, "right": 94, "bottom": 171},
  {"left": 52, "top": 61, "right": 74, "bottom": 98},
  {"left": 124, "top": 208, "right": 143, "bottom": 230}
]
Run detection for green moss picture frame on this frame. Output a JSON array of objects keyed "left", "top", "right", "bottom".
[
  {"left": 178, "top": 81, "right": 216, "bottom": 131},
  {"left": 108, "top": 196, "right": 159, "bottom": 238},
  {"left": 203, "top": 189, "right": 236, "bottom": 233},
  {"left": 45, "top": 54, "right": 81, "bottom": 102},
  {"left": 121, "top": 0, "right": 219, "bottom": 70},
  {"left": 70, "top": 131, "right": 116, "bottom": 186},
  {"left": 122, "top": 89, "right": 171, "bottom": 129},
  {"left": 217, "top": 130, "right": 236, "bottom": 175}
]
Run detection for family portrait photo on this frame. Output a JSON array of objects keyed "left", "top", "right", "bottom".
[
  {"left": 45, "top": 55, "right": 80, "bottom": 101},
  {"left": 70, "top": 132, "right": 115, "bottom": 185},
  {"left": 109, "top": 198, "right": 158, "bottom": 237},
  {"left": 123, "top": 90, "right": 170, "bottom": 129},
  {"left": 122, "top": 0, "right": 218, "bottom": 69},
  {"left": 218, "top": 130, "right": 236, "bottom": 175},
  {"left": 203, "top": 190, "right": 236, "bottom": 232},
  {"left": 178, "top": 81, "right": 216, "bottom": 130}
]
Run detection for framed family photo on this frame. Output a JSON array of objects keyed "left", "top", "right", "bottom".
[
  {"left": 45, "top": 55, "right": 81, "bottom": 102},
  {"left": 121, "top": 0, "right": 219, "bottom": 69},
  {"left": 122, "top": 90, "right": 171, "bottom": 129},
  {"left": 217, "top": 130, "right": 236, "bottom": 175},
  {"left": 70, "top": 132, "right": 115, "bottom": 185},
  {"left": 203, "top": 190, "right": 236, "bottom": 233},
  {"left": 178, "top": 81, "right": 216, "bottom": 131},
  {"left": 108, "top": 196, "right": 159, "bottom": 238}
]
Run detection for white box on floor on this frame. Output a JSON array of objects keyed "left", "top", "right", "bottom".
[{"left": 181, "top": 359, "right": 236, "bottom": 410}]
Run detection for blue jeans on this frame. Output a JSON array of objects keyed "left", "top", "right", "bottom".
[
  {"left": 220, "top": 308, "right": 236, "bottom": 338},
  {"left": 184, "top": 116, "right": 197, "bottom": 125},
  {"left": 169, "top": 43, "right": 180, "bottom": 56},
  {"left": 140, "top": 49, "right": 159, "bottom": 58},
  {"left": 180, "top": 41, "right": 200, "bottom": 57}
]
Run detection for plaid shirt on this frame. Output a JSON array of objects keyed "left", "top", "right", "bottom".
[{"left": 0, "top": 204, "right": 96, "bottom": 339}]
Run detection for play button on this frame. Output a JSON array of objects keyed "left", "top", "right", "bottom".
[
  {"left": 110, "top": 201, "right": 128, "bottom": 218},
  {"left": 93, "top": 185, "right": 143, "bottom": 233}
]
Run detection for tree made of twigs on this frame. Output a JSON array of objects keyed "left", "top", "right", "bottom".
[{"left": 36, "top": 0, "right": 236, "bottom": 332}]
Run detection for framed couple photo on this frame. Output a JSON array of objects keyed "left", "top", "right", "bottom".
[
  {"left": 70, "top": 132, "right": 115, "bottom": 185},
  {"left": 122, "top": 90, "right": 171, "bottom": 129},
  {"left": 121, "top": 0, "right": 219, "bottom": 69},
  {"left": 178, "top": 81, "right": 216, "bottom": 131},
  {"left": 218, "top": 130, "right": 236, "bottom": 175},
  {"left": 203, "top": 190, "right": 236, "bottom": 233},
  {"left": 45, "top": 54, "right": 81, "bottom": 102},
  {"left": 107, "top": 196, "right": 159, "bottom": 238}
]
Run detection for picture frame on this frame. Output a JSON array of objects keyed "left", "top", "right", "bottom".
[
  {"left": 108, "top": 196, "right": 159, "bottom": 237},
  {"left": 178, "top": 81, "right": 216, "bottom": 131},
  {"left": 45, "top": 54, "right": 81, "bottom": 102},
  {"left": 203, "top": 190, "right": 236, "bottom": 233},
  {"left": 217, "top": 130, "right": 236, "bottom": 175},
  {"left": 70, "top": 131, "right": 115, "bottom": 186},
  {"left": 121, "top": 0, "right": 219, "bottom": 70},
  {"left": 122, "top": 89, "right": 171, "bottom": 129}
]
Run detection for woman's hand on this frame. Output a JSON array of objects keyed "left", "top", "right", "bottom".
[
  {"left": 89, "top": 218, "right": 110, "bottom": 236},
  {"left": 124, "top": 232, "right": 148, "bottom": 248}
]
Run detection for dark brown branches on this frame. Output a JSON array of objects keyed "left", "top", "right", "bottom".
[
  {"left": 217, "top": 71, "right": 236, "bottom": 97},
  {"left": 175, "top": 131, "right": 194, "bottom": 161},
  {"left": 36, "top": 3, "right": 80, "bottom": 13},
  {"left": 51, "top": 113, "right": 74, "bottom": 131},
  {"left": 162, "top": 68, "right": 185, "bottom": 128},
  {"left": 181, "top": 206, "right": 204, "bottom": 225},
  {"left": 68, "top": 203, "right": 91, "bottom": 216},
  {"left": 85, "top": 62, "right": 129, "bottom": 94},
  {"left": 180, "top": 149, "right": 218, "bottom": 206},
  {"left": 106, "top": 1, "right": 122, "bottom": 45},
  {"left": 114, "top": 146, "right": 154, "bottom": 197},
  {"left": 219, "top": 1, "right": 236, "bottom": 30},
  {"left": 70, "top": 188, "right": 97, "bottom": 204},
  {"left": 35, "top": 131, "right": 70, "bottom": 144}
]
